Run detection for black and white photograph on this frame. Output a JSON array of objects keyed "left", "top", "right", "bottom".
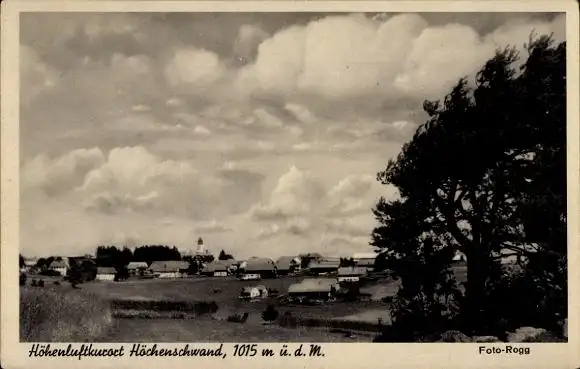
[{"left": 8, "top": 7, "right": 572, "bottom": 347}]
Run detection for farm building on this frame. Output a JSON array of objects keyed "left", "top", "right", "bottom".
[
  {"left": 337, "top": 266, "right": 368, "bottom": 283},
  {"left": 307, "top": 259, "right": 340, "bottom": 275},
  {"left": 238, "top": 285, "right": 269, "bottom": 300},
  {"left": 95, "top": 267, "right": 116, "bottom": 281},
  {"left": 353, "top": 252, "right": 378, "bottom": 272},
  {"left": 202, "top": 261, "right": 230, "bottom": 277},
  {"left": 287, "top": 278, "right": 339, "bottom": 302},
  {"left": 127, "top": 261, "right": 149, "bottom": 275},
  {"left": 242, "top": 258, "right": 277, "bottom": 279},
  {"left": 276, "top": 256, "right": 301, "bottom": 275},
  {"left": 48, "top": 259, "right": 69, "bottom": 276},
  {"left": 149, "top": 261, "right": 190, "bottom": 278}
]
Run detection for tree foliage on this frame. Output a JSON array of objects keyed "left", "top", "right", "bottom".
[
  {"left": 372, "top": 35, "right": 566, "bottom": 337},
  {"left": 218, "top": 250, "right": 234, "bottom": 261}
]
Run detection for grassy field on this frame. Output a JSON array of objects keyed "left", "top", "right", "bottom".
[
  {"left": 21, "top": 266, "right": 467, "bottom": 342},
  {"left": 97, "top": 317, "right": 375, "bottom": 342},
  {"left": 20, "top": 285, "right": 113, "bottom": 342}
]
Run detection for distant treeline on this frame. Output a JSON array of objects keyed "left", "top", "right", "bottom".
[{"left": 96, "top": 245, "right": 182, "bottom": 267}]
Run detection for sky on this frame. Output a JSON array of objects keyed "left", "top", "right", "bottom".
[{"left": 19, "top": 12, "right": 565, "bottom": 259}]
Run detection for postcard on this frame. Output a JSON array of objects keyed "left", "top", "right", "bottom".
[{"left": 1, "top": 1, "right": 578, "bottom": 368}]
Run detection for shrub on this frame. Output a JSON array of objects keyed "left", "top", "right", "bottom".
[
  {"left": 39, "top": 269, "right": 62, "bottom": 277},
  {"left": 20, "top": 287, "right": 113, "bottom": 342},
  {"left": 19, "top": 273, "right": 27, "bottom": 286},
  {"left": 261, "top": 305, "right": 279, "bottom": 322}
]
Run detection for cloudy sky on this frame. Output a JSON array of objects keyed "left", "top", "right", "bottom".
[{"left": 20, "top": 12, "right": 565, "bottom": 258}]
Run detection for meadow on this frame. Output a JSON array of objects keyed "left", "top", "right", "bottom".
[{"left": 20, "top": 266, "right": 467, "bottom": 342}]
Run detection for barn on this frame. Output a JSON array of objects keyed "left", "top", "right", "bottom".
[
  {"left": 307, "top": 259, "right": 340, "bottom": 275},
  {"left": 242, "top": 258, "right": 277, "bottom": 279},
  {"left": 95, "top": 267, "right": 116, "bottom": 281},
  {"left": 127, "top": 261, "right": 149, "bottom": 276},
  {"left": 149, "top": 261, "right": 189, "bottom": 278},
  {"left": 337, "top": 266, "right": 368, "bottom": 283},
  {"left": 287, "top": 278, "right": 339, "bottom": 302},
  {"left": 353, "top": 252, "right": 379, "bottom": 272},
  {"left": 202, "top": 261, "right": 230, "bottom": 277}
]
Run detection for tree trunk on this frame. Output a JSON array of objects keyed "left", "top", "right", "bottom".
[{"left": 463, "top": 247, "right": 487, "bottom": 335}]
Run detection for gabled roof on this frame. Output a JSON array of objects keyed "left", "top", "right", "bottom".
[
  {"left": 96, "top": 267, "right": 116, "bottom": 274},
  {"left": 276, "top": 256, "right": 300, "bottom": 270},
  {"left": 355, "top": 259, "right": 375, "bottom": 267},
  {"left": 127, "top": 261, "right": 149, "bottom": 269},
  {"left": 219, "top": 259, "right": 238, "bottom": 267},
  {"left": 337, "top": 266, "right": 368, "bottom": 276},
  {"left": 203, "top": 261, "right": 229, "bottom": 273},
  {"left": 149, "top": 261, "right": 189, "bottom": 273},
  {"left": 353, "top": 252, "right": 379, "bottom": 260},
  {"left": 244, "top": 258, "right": 276, "bottom": 272},
  {"left": 49, "top": 259, "right": 69, "bottom": 269},
  {"left": 288, "top": 278, "right": 339, "bottom": 294},
  {"left": 308, "top": 260, "right": 340, "bottom": 269}
]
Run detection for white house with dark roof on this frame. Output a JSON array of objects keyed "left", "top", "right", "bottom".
[
  {"left": 95, "top": 267, "right": 116, "bottom": 281},
  {"left": 202, "top": 261, "right": 230, "bottom": 277},
  {"left": 127, "top": 261, "right": 149, "bottom": 275},
  {"left": 48, "top": 259, "right": 69, "bottom": 276}
]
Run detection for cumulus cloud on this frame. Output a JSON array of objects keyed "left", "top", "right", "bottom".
[
  {"left": 284, "top": 103, "right": 318, "bottom": 124},
  {"left": 164, "top": 48, "right": 226, "bottom": 88},
  {"left": 21, "top": 148, "right": 106, "bottom": 197},
  {"left": 194, "top": 220, "right": 233, "bottom": 233},
  {"left": 19, "top": 12, "right": 566, "bottom": 257},
  {"left": 238, "top": 13, "right": 565, "bottom": 104},
  {"left": 20, "top": 45, "right": 60, "bottom": 105},
  {"left": 250, "top": 165, "right": 324, "bottom": 220},
  {"left": 233, "top": 24, "right": 270, "bottom": 63}
]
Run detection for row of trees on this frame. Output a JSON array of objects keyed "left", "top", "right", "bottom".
[{"left": 372, "top": 34, "right": 566, "bottom": 340}]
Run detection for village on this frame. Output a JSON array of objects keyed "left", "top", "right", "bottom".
[{"left": 21, "top": 236, "right": 450, "bottom": 304}]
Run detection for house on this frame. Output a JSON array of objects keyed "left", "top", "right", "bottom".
[
  {"left": 287, "top": 278, "right": 339, "bottom": 302},
  {"left": 452, "top": 250, "right": 467, "bottom": 263},
  {"left": 127, "top": 261, "right": 149, "bottom": 276},
  {"left": 238, "top": 285, "right": 269, "bottom": 300},
  {"left": 276, "top": 256, "right": 301, "bottom": 275},
  {"left": 149, "top": 260, "right": 190, "bottom": 278},
  {"left": 242, "top": 258, "right": 277, "bottom": 279},
  {"left": 24, "top": 257, "right": 38, "bottom": 268},
  {"left": 307, "top": 259, "right": 340, "bottom": 275},
  {"left": 353, "top": 252, "right": 378, "bottom": 272},
  {"left": 95, "top": 267, "right": 116, "bottom": 281},
  {"left": 48, "top": 259, "right": 69, "bottom": 276},
  {"left": 337, "top": 266, "right": 368, "bottom": 283},
  {"left": 202, "top": 261, "right": 230, "bottom": 277}
]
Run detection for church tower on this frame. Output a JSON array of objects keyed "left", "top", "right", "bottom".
[{"left": 196, "top": 237, "right": 206, "bottom": 254}]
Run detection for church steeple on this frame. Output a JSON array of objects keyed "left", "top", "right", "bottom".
[{"left": 196, "top": 237, "right": 205, "bottom": 254}]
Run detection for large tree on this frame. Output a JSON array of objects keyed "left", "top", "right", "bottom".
[{"left": 372, "top": 35, "right": 566, "bottom": 335}]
